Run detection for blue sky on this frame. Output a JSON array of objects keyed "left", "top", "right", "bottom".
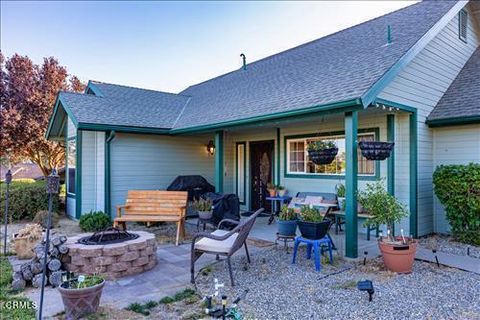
[{"left": 1, "top": 1, "right": 416, "bottom": 92}]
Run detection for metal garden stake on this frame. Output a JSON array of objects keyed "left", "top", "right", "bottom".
[
  {"left": 38, "top": 169, "right": 60, "bottom": 320},
  {"left": 3, "top": 169, "right": 12, "bottom": 255}
]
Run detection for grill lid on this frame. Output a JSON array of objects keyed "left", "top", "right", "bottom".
[{"left": 78, "top": 227, "right": 139, "bottom": 245}]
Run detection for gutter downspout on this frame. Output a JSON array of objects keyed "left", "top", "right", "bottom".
[{"left": 105, "top": 130, "right": 116, "bottom": 216}]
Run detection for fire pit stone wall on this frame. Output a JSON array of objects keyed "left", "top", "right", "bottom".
[{"left": 64, "top": 231, "right": 157, "bottom": 279}]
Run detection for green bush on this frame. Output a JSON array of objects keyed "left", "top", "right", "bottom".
[
  {"left": 0, "top": 181, "right": 59, "bottom": 221},
  {"left": 433, "top": 163, "right": 480, "bottom": 245},
  {"left": 79, "top": 211, "right": 112, "bottom": 232}
]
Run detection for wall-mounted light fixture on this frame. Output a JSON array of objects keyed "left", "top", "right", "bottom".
[{"left": 207, "top": 140, "right": 215, "bottom": 156}]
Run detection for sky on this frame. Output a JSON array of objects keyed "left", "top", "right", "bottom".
[{"left": 1, "top": 1, "right": 417, "bottom": 93}]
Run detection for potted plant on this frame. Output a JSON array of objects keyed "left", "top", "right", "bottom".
[
  {"left": 297, "top": 206, "right": 331, "bottom": 240},
  {"left": 58, "top": 274, "right": 105, "bottom": 319},
  {"left": 191, "top": 198, "right": 214, "bottom": 220},
  {"left": 335, "top": 183, "right": 346, "bottom": 211},
  {"left": 277, "top": 205, "right": 297, "bottom": 236},
  {"left": 358, "top": 141, "right": 394, "bottom": 160},
  {"left": 358, "top": 180, "right": 415, "bottom": 273},
  {"left": 266, "top": 183, "right": 277, "bottom": 197},
  {"left": 277, "top": 185, "right": 287, "bottom": 197},
  {"left": 307, "top": 140, "right": 338, "bottom": 165}
]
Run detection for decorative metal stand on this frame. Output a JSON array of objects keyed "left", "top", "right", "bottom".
[
  {"left": 38, "top": 169, "right": 60, "bottom": 320},
  {"left": 275, "top": 232, "right": 295, "bottom": 254},
  {"left": 3, "top": 170, "right": 12, "bottom": 256}
]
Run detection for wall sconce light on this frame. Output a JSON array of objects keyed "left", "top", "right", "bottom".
[{"left": 207, "top": 140, "right": 215, "bottom": 156}]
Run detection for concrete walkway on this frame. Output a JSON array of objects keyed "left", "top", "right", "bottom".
[
  {"left": 415, "top": 247, "right": 480, "bottom": 274},
  {"left": 12, "top": 243, "right": 221, "bottom": 319}
]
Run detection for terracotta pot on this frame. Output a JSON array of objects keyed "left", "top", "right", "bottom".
[
  {"left": 58, "top": 280, "right": 105, "bottom": 320},
  {"left": 268, "top": 189, "right": 277, "bottom": 197},
  {"left": 378, "top": 237, "right": 417, "bottom": 273}
]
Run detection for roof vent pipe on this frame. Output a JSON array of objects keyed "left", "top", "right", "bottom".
[
  {"left": 240, "top": 53, "right": 247, "bottom": 70},
  {"left": 387, "top": 25, "right": 392, "bottom": 45}
]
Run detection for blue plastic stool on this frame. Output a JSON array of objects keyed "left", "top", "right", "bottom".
[{"left": 292, "top": 236, "right": 333, "bottom": 271}]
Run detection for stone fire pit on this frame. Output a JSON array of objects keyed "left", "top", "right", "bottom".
[{"left": 64, "top": 231, "right": 157, "bottom": 279}]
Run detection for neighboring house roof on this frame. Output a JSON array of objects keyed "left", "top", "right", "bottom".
[
  {"left": 427, "top": 47, "right": 480, "bottom": 127},
  {"left": 0, "top": 163, "right": 42, "bottom": 180},
  {"left": 47, "top": 0, "right": 469, "bottom": 138},
  {"left": 60, "top": 83, "right": 190, "bottom": 129}
]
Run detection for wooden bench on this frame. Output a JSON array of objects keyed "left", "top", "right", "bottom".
[
  {"left": 113, "top": 190, "right": 188, "bottom": 246},
  {"left": 331, "top": 210, "right": 379, "bottom": 240}
]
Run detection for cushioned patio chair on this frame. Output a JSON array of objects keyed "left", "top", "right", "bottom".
[{"left": 190, "top": 208, "right": 264, "bottom": 286}]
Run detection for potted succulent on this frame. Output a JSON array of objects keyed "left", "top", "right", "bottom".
[
  {"left": 358, "top": 180, "right": 415, "bottom": 273},
  {"left": 277, "top": 205, "right": 297, "bottom": 236},
  {"left": 192, "top": 198, "right": 214, "bottom": 220},
  {"left": 297, "top": 205, "right": 331, "bottom": 240},
  {"left": 277, "top": 185, "right": 287, "bottom": 197},
  {"left": 335, "top": 183, "right": 346, "bottom": 211},
  {"left": 266, "top": 183, "right": 277, "bottom": 197},
  {"left": 307, "top": 140, "right": 338, "bottom": 165},
  {"left": 58, "top": 274, "right": 105, "bottom": 319},
  {"left": 358, "top": 141, "right": 394, "bottom": 160}
]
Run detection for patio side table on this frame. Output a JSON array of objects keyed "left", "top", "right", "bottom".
[{"left": 265, "top": 196, "right": 292, "bottom": 225}]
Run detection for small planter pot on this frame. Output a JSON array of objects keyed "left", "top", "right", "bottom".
[
  {"left": 58, "top": 280, "right": 105, "bottom": 320},
  {"left": 268, "top": 189, "right": 277, "bottom": 197},
  {"left": 277, "top": 220, "right": 297, "bottom": 237},
  {"left": 308, "top": 148, "right": 338, "bottom": 165},
  {"left": 337, "top": 197, "right": 345, "bottom": 210},
  {"left": 297, "top": 220, "right": 330, "bottom": 240},
  {"left": 278, "top": 189, "right": 287, "bottom": 197},
  {"left": 12, "top": 233, "right": 39, "bottom": 259},
  {"left": 378, "top": 237, "right": 417, "bottom": 273},
  {"left": 198, "top": 210, "right": 213, "bottom": 220},
  {"left": 359, "top": 141, "right": 394, "bottom": 161}
]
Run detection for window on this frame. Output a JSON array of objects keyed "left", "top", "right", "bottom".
[
  {"left": 67, "top": 139, "right": 76, "bottom": 194},
  {"left": 236, "top": 142, "right": 246, "bottom": 204},
  {"left": 459, "top": 9, "right": 468, "bottom": 43},
  {"left": 286, "top": 131, "right": 376, "bottom": 176}
]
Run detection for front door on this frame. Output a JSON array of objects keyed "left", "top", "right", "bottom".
[{"left": 250, "top": 140, "right": 274, "bottom": 212}]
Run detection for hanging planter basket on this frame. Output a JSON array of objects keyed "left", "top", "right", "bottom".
[
  {"left": 308, "top": 148, "right": 338, "bottom": 165},
  {"left": 359, "top": 141, "right": 394, "bottom": 161}
]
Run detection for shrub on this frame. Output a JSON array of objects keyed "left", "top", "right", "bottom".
[
  {"left": 79, "top": 211, "right": 112, "bottom": 232},
  {"left": 279, "top": 205, "right": 296, "bottom": 221},
  {"left": 0, "top": 181, "right": 59, "bottom": 221},
  {"left": 433, "top": 163, "right": 480, "bottom": 245},
  {"left": 299, "top": 206, "right": 322, "bottom": 222}
]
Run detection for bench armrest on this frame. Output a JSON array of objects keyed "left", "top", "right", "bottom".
[{"left": 115, "top": 205, "right": 129, "bottom": 217}]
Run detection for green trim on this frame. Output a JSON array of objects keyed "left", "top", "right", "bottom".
[
  {"left": 235, "top": 142, "right": 247, "bottom": 205},
  {"left": 46, "top": 94, "right": 81, "bottom": 140},
  {"left": 67, "top": 193, "right": 76, "bottom": 199},
  {"left": 409, "top": 112, "right": 418, "bottom": 237},
  {"left": 85, "top": 81, "right": 104, "bottom": 97},
  {"left": 345, "top": 111, "right": 358, "bottom": 258},
  {"left": 387, "top": 114, "right": 395, "bottom": 196},
  {"left": 171, "top": 99, "right": 362, "bottom": 134},
  {"left": 78, "top": 123, "right": 170, "bottom": 135},
  {"left": 214, "top": 131, "right": 224, "bottom": 193},
  {"left": 105, "top": 131, "right": 116, "bottom": 215},
  {"left": 426, "top": 116, "right": 480, "bottom": 127},
  {"left": 276, "top": 128, "right": 281, "bottom": 185},
  {"left": 361, "top": 1, "right": 467, "bottom": 107},
  {"left": 283, "top": 128, "right": 380, "bottom": 180},
  {"left": 75, "top": 130, "right": 83, "bottom": 219},
  {"left": 373, "top": 98, "right": 417, "bottom": 113}
]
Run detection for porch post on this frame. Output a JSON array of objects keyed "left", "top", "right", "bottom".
[
  {"left": 409, "top": 112, "right": 418, "bottom": 237},
  {"left": 345, "top": 111, "right": 358, "bottom": 258},
  {"left": 214, "top": 130, "right": 224, "bottom": 193},
  {"left": 387, "top": 114, "right": 395, "bottom": 235}
]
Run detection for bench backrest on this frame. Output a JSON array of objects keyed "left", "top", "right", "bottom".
[{"left": 125, "top": 190, "right": 187, "bottom": 216}]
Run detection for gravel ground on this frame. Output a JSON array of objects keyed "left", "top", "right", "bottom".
[
  {"left": 419, "top": 234, "right": 480, "bottom": 259},
  {"left": 196, "top": 246, "right": 480, "bottom": 320}
]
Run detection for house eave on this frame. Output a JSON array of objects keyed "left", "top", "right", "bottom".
[{"left": 426, "top": 116, "right": 480, "bottom": 127}]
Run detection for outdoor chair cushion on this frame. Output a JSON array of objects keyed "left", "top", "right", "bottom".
[{"left": 194, "top": 230, "right": 238, "bottom": 253}]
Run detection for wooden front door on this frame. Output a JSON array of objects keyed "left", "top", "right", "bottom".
[{"left": 250, "top": 140, "right": 274, "bottom": 212}]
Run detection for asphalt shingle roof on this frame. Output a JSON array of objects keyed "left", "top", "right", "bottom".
[
  {"left": 57, "top": 1, "right": 460, "bottom": 131},
  {"left": 61, "top": 83, "right": 190, "bottom": 129},
  {"left": 427, "top": 47, "right": 480, "bottom": 122}
]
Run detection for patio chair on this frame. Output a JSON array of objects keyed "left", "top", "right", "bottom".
[{"left": 190, "top": 208, "right": 264, "bottom": 286}]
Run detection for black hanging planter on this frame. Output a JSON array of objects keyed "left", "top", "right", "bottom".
[
  {"left": 308, "top": 148, "right": 338, "bottom": 165},
  {"left": 359, "top": 141, "right": 394, "bottom": 161}
]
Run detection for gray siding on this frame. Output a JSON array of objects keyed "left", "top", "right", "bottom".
[
  {"left": 81, "top": 131, "right": 105, "bottom": 214},
  {"left": 378, "top": 3, "right": 480, "bottom": 236},
  {"left": 110, "top": 133, "right": 214, "bottom": 216},
  {"left": 433, "top": 125, "right": 480, "bottom": 234}
]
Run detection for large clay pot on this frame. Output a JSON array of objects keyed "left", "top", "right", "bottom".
[
  {"left": 378, "top": 237, "right": 417, "bottom": 273},
  {"left": 277, "top": 220, "right": 297, "bottom": 237},
  {"left": 58, "top": 280, "right": 105, "bottom": 320}
]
